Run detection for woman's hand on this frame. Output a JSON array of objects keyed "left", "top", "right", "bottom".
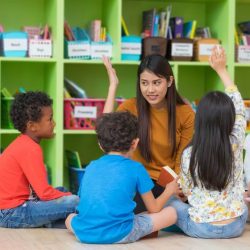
[
  {"left": 102, "top": 56, "right": 119, "bottom": 90},
  {"left": 209, "top": 45, "right": 226, "bottom": 74}
]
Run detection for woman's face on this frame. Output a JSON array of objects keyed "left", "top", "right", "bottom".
[{"left": 140, "top": 70, "right": 171, "bottom": 109}]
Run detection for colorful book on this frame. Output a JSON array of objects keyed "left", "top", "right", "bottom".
[
  {"left": 157, "top": 166, "right": 178, "bottom": 188},
  {"left": 183, "top": 20, "right": 197, "bottom": 39},
  {"left": 170, "top": 17, "right": 183, "bottom": 38},
  {"left": 64, "top": 78, "right": 87, "bottom": 98},
  {"left": 65, "top": 150, "right": 82, "bottom": 168}
]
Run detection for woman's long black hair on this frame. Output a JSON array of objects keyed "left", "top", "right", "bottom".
[
  {"left": 189, "top": 91, "right": 235, "bottom": 191},
  {"left": 136, "top": 54, "right": 185, "bottom": 162}
]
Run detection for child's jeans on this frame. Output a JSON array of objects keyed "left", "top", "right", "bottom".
[
  {"left": 167, "top": 197, "right": 248, "bottom": 239},
  {"left": 0, "top": 187, "right": 79, "bottom": 228}
]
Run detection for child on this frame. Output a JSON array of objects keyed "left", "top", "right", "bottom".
[
  {"left": 0, "top": 91, "right": 79, "bottom": 228},
  {"left": 65, "top": 111, "right": 180, "bottom": 244},
  {"left": 168, "top": 47, "right": 248, "bottom": 238}
]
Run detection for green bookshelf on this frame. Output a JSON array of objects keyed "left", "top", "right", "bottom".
[{"left": 0, "top": 0, "right": 250, "bottom": 187}]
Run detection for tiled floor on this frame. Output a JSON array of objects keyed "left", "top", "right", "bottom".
[{"left": 0, "top": 223, "right": 249, "bottom": 250}]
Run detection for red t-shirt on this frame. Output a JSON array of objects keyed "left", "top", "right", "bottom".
[{"left": 0, "top": 134, "right": 71, "bottom": 209}]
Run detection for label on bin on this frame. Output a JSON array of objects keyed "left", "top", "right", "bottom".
[
  {"left": 199, "top": 44, "right": 215, "bottom": 56},
  {"left": 4, "top": 39, "right": 28, "bottom": 51},
  {"left": 172, "top": 43, "right": 193, "bottom": 57},
  {"left": 74, "top": 106, "right": 97, "bottom": 118},
  {"left": 238, "top": 46, "right": 250, "bottom": 62},
  {"left": 68, "top": 43, "right": 90, "bottom": 57},
  {"left": 122, "top": 43, "right": 141, "bottom": 55}
]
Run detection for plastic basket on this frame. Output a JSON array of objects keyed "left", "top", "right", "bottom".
[
  {"left": 1, "top": 97, "right": 14, "bottom": 129},
  {"left": 69, "top": 167, "right": 85, "bottom": 194},
  {"left": 64, "top": 98, "right": 106, "bottom": 130}
]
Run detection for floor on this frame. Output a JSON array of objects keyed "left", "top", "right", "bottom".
[{"left": 0, "top": 223, "right": 250, "bottom": 250}]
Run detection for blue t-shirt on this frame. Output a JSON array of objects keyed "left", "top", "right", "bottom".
[{"left": 71, "top": 154, "right": 154, "bottom": 244}]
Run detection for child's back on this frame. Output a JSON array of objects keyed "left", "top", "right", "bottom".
[
  {"left": 66, "top": 111, "right": 179, "bottom": 244},
  {"left": 73, "top": 154, "right": 152, "bottom": 243}
]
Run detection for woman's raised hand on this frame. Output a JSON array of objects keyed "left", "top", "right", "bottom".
[{"left": 102, "top": 56, "right": 119, "bottom": 89}]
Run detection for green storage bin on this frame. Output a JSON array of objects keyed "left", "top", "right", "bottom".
[{"left": 1, "top": 97, "right": 14, "bottom": 129}]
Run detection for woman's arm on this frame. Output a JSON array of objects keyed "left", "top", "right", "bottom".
[{"left": 102, "top": 56, "right": 119, "bottom": 113}]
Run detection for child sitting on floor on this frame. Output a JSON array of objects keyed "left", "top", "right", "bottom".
[
  {"left": 0, "top": 91, "right": 79, "bottom": 228},
  {"left": 168, "top": 46, "right": 248, "bottom": 238},
  {"left": 65, "top": 111, "right": 180, "bottom": 244}
]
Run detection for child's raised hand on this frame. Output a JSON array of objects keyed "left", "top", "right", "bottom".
[
  {"left": 166, "top": 177, "right": 180, "bottom": 196},
  {"left": 209, "top": 45, "right": 226, "bottom": 73},
  {"left": 102, "top": 56, "right": 119, "bottom": 89}
]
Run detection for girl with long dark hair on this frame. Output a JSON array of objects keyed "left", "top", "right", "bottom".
[
  {"left": 168, "top": 47, "right": 248, "bottom": 238},
  {"left": 103, "top": 55, "right": 194, "bottom": 213}
]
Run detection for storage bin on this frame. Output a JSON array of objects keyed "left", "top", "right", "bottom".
[
  {"left": 28, "top": 39, "right": 52, "bottom": 58},
  {"left": 1, "top": 97, "right": 14, "bottom": 129},
  {"left": 1, "top": 32, "right": 28, "bottom": 57},
  {"left": 121, "top": 35, "right": 142, "bottom": 61},
  {"left": 142, "top": 37, "right": 167, "bottom": 58},
  {"left": 194, "top": 38, "right": 220, "bottom": 61},
  {"left": 65, "top": 28, "right": 91, "bottom": 59},
  {"left": 167, "top": 38, "right": 193, "bottom": 61},
  {"left": 69, "top": 167, "right": 86, "bottom": 194},
  {"left": 236, "top": 45, "right": 250, "bottom": 63},
  {"left": 90, "top": 34, "right": 112, "bottom": 59},
  {"left": 64, "top": 98, "right": 106, "bottom": 130}
]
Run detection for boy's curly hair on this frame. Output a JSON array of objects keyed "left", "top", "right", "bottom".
[
  {"left": 95, "top": 111, "right": 138, "bottom": 153},
  {"left": 10, "top": 91, "right": 52, "bottom": 133}
]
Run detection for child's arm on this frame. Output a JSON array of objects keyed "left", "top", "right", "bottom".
[
  {"left": 102, "top": 56, "right": 119, "bottom": 113},
  {"left": 209, "top": 46, "right": 246, "bottom": 147},
  {"left": 209, "top": 46, "right": 235, "bottom": 89},
  {"left": 141, "top": 178, "right": 180, "bottom": 213}
]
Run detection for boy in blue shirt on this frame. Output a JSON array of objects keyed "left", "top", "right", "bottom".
[{"left": 65, "top": 111, "right": 179, "bottom": 244}]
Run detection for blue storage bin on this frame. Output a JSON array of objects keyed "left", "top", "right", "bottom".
[
  {"left": 90, "top": 34, "right": 112, "bottom": 59},
  {"left": 121, "top": 35, "right": 142, "bottom": 61},
  {"left": 69, "top": 167, "right": 86, "bottom": 194},
  {"left": 65, "top": 28, "right": 91, "bottom": 59},
  {"left": 1, "top": 32, "right": 28, "bottom": 57}
]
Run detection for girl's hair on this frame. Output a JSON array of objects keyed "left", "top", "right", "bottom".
[
  {"left": 136, "top": 54, "right": 185, "bottom": 162},
  {"left": 189, "top": 91, "right": 235, "bottom": 191}
]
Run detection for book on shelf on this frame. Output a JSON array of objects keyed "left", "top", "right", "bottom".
[
  {"left": 170, "top": 17, "right": 183, "bottom": 38},
  {"left": 65, "top": 150, "right": 82, "bottom": 169},
  {"left": 121, "top": 16, "right": 130, "bottom": 36},
  {"left": 64, "top": 78, "right": 87, "bottom": 98},
  {"left": 142, "top": 8, "right": 156, "bottom": 37},
  {"left": 238, "top": 21, "right": 250, "bottom": 35},
  {"left": 183, "top": 20, "right": 197, "bottom": 39},
  {"left": 1, "top": 88, "right": 12, "bottom": 98},
  {"left": 157, "top": 166, "right": 178, "bottom": 188}
]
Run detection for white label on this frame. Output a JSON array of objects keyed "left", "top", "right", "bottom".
[
  {"left": 74, "top": 106, "right": 97, "bottom": 118},
  {"left": 172, "top": 43, "right": 193, "bottom": 57},
  {"left": 4, "top": 38, "right": 27, "bottom": 51},
  {"left": 68, "top": 43, "right": 90, "bottom": 57},
  {"left": 29, "top": 40, "right": 52, "bottom": 57},
  {"left": 91, "top": 44, "right": 112, "bottom": 59},
  {"left": 122, "top": 42, "right": 141, "bottom": 55},
  {"left": 238, "top": 46, "right": 250, "bottom": 62},
  {"left": 199, "top": 44, "right": 216, "bottom": 56}
]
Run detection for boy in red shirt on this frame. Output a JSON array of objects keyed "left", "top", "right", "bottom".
[{"left": 0, "top": 91, "right": 79, "bottom": 228}]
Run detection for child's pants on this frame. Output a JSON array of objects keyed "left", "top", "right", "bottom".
[
  {"left": 167, "top": 197, "right": 248, "bottom": 239},
  {"left": 0, "top": 189, "right": 79, "bottom": 228}
]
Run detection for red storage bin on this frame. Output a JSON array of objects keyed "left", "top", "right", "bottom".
[{"left": 64, "top": 98, "right": 105, "bottom": 130}]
